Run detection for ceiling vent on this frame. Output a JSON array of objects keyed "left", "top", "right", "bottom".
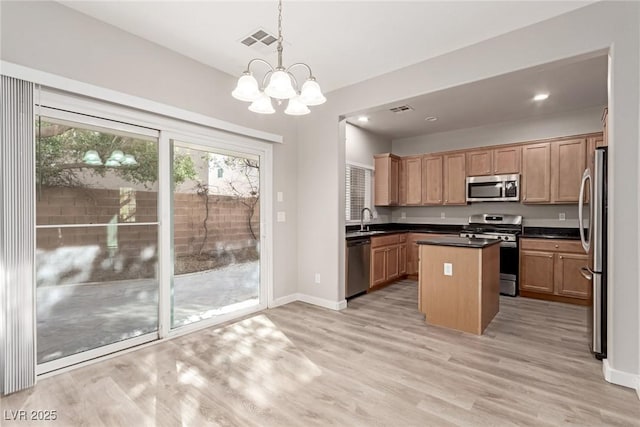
[
  {"left": 389, "top": 105, "right": 414, "bottom": 114},
  {"left": 240, "top": 28, "right": 278, "bottom": 49}
]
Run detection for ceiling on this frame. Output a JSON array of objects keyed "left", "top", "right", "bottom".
[
  {"left": 57, "top": 1, "right": 603, "bottom": 140},
  {"left": 347, "top": 53, "right": 608, "bottom": 139},
  {"left": 58, "top": 1, "right": 593, "bottom": 94}
]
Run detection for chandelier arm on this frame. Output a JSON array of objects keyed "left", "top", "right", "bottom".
[
  {"left": 286, "top": 62, "right": 315, "bottom": 79},
  {"left": 286, "top": 71, "right": 300, "bottom": 93},
  {"left": 246, "top": 58, "right": 275, "bottom": 73}
]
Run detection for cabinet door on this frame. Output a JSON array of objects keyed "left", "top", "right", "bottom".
[
  {"left": 399, "top": 244, "right": 407, "bottom": 275},
  {"left": 371, "top": 247, "right": 387, "bottom": 287},
  {"left": 520, "top": 250, "right": 555, "bottom": 294},
  {"left": 398, "top": 158, "right": 407, "bottom": 206},
  {"left": 374, "top": 154, "right": 399, "bottom": 206},
  {"left": 522, "top": 143, "right": 551, "bottom": 203},
  {"left": 386, "top": 245, "right": 400, "bottom": 281},
  {"left": 407, "top": 234, "right": 421, "bottom": 275},
  {"left": 405, "top": 156, "right": 423, "bottom": 205},
  {"left": 422, "top": 155, "right": 443, "bottom": 205},
  {"left": 551, "top": 138, "right": 586, "bottom": 203},
  {"left": 466, "top": 150, "right": 492, "bottom": 176},
  {"left": 443, "top": 153, "right": 466, "bottom": 205},
  {"left": 390, "top": 156, "right": 400, "bottom": 205},
  {"left": 493, "top": 146, "right": 521, "bottom": 174},
  {"left": 555, "top": 253, "right": 591, "bottom": 299},
  {"left": 586, "top": 134, "right": 604, "bottom": 203}
]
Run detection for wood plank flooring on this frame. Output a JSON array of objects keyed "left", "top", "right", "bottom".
[{"left": 2, "top": 280, "right": 639, "bottom": 426}]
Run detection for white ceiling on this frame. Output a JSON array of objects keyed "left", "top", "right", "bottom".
[
  {"left": 59, "top": 1, "right": 593, "bottom": 94},
  {"left": 348, "top": 53, "right": 608, "bottom": 139},
  {"left": 58, "top": 1, "right": 603, "bottom": 140}
]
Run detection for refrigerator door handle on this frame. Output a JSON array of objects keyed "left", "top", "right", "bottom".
[
  {"left": 578, "top": 169, "right": 592, "bottom": 253},
  {"left": 580, "top": 266, "right": 593, "bottom": 281}
]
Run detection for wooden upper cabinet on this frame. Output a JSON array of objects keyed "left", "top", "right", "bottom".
[
  {"left": 466, "top": 146, "right": 521, "bottom": 176},
  {"left": 405, "top": 155, "right": 423, "bottom": 205},
  {"left": 493, "top": 146, "right": 521, "bottom": 174},
  {"left": 443, "top": 153, "right": 467, "bottom": 205},
  {"left": 551, "top": 138, "right": 586, "bottom": 203},
  {"left": 522, "top": 142, "right": 551, "bottom": 203},
  {"left": 374, "top": 153, "right": 400, "bottom": 206},
  {"left": 466, "top": 150, "right": 492, "bottom": 176},
  {"left": 398, "top": 158, "right": 407, "bottom": 206},
  {"left": 422, "top": 155, "right": 443, "bottom": 205}
]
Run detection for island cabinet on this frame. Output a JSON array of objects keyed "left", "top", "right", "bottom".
[
  {"left": 418, "top": 237, "right": 500, "bottom": 335},
  {"left": 466, "top": 146, "right": 521, "bottom": 176},
  {"left": 443, "top": 153, "right": 466, "bottom": 205},
  {"left": 422, "top": 155, "right": 443, "bottom": 205},
  {"left": 519, "top": 238, "right": 591, "bottom": 305},
  {"left": 370, "top": 234, "right": 407, "bottom": 288},
  {"left": 406, "top": 232, "right": 447, "bottom": 277},
  {"left": 374, "top": 153, "right": 400, "bottom": 206}
]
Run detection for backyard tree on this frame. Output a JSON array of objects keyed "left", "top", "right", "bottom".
[{"left": 35, "top": 119, "right": 197, "bottom": 192}]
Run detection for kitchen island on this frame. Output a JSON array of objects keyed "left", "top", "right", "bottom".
[{"left": 418, "top": 236, "right": 501, "bottom": 335}]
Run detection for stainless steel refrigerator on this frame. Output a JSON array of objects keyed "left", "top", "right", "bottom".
[{"left": 578, "top": 146, "right": 607, "bottom": 360}]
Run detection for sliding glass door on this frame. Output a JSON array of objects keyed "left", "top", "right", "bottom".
[
  {"left": 35, "top": 110, "right": 160, "bottom": 372},
  {"left": 171, "top": 140, "right": 262, "bottom": 329}
]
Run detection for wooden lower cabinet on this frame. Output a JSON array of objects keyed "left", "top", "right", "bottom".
[
  {"left": 519, "top": 238, "right": 591, "bottom": 305},
  {"left": 370, "top": 234, "right": 407, "bottom": 288}
]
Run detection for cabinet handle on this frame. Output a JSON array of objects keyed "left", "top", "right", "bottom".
[
  {"left": 548, "top": 255, "right": 553, "bottom": 259},
  {"left": 555, "top": 245, "right": 559, "bottom": 248},
  {"left": 559, "top": 256, "right": 563, "bottom": 259}
]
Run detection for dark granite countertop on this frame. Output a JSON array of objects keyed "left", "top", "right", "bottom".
[
  {"left": 521, "top": 227, "right": 582, "bottom": 240},
  {"left": 417, "top": 236, "right": 501, "bottom": 248},
  {"left": 345, "top": 223, "right": 463, "bottom": 240}
]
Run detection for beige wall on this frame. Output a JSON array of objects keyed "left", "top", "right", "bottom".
[
  {"left": 0, "top": 0, "right": 298, "bottom": 300},
  {"left": 297, "top": 1, "right": 639, "bottom": 385}
]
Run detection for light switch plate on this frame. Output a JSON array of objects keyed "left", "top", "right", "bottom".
[
  {"left": 314, "top": 273, "right": 321, "bottom": 284},
  {"left": 401, "top": 211, "right": 406, "bottom": 219},
  {"left": 440, "top": 212, "right": 446, "bottom": 219},
  {"left": 444, "top": 263, "right": 453, "bottom": 276},
  {"left": 559, "top": 212, "right": 566, "bottom": 221},
  {"left": 277, "top": 211, "right": 286, "bottom": 222},
  {"left": 277, "top": 191, "right": 284, "bottom": 202}
]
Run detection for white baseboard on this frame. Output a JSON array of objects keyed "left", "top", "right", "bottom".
[
  {"left": 269, "top": 294, "right": 298, "bottom": 308},
  {"left": 603, "top": 359, "right": 640, "bottom": 394},
  {"left": 295, "top": 293, "right": 347, "bottom": 311},
  {"left": 268, "top": 293, "right": 347, "bottom": 311}
]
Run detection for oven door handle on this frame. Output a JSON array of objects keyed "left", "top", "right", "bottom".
[{"left": 499, "top": 241, "right": 517, "bottom": 248}]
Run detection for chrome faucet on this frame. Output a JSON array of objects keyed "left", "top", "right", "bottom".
[{"left": 360, "top": 207, "right": 373, "bottom": 232}]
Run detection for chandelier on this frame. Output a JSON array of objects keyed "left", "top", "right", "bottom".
[{"left": 232, "top": 0, "right": 326, "bottom": 115}]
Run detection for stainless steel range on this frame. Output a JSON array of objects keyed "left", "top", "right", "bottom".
[{"left": 460, "top": 214, "right": 523, "bottom": 296}]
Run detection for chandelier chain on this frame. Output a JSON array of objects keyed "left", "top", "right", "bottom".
[{"left": 277, "top": 0, "right": 283, "bottom": 44}]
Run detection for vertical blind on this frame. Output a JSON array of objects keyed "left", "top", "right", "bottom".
[
  {"left": 345, "top": 164, "right": 372, "bottom": 221},
  {"left": 1, "top": 76, "right": 36, "bottom": 395}
]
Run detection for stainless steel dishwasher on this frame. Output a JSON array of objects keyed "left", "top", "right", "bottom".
[{"left": 346, "top": 237, "right": 370, "bottom": 299}]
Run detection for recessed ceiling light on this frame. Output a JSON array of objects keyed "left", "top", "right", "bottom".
[
  {"left": 533, "top": 93, "right": 549, "bottom": 101},
  {"left": 357, "top": 116, "right": 369, "bottom": 123},
  {"left": 425, "top": 116, "right": 438, "bottom": 122}
]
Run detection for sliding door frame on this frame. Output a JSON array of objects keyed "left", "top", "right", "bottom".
[{"left": 160, "top": 130, "right": 272, "bottom": 339}]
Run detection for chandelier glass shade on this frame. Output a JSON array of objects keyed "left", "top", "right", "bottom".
[{"left": 232, "top": 0, "right": 326, "bottom": 116}]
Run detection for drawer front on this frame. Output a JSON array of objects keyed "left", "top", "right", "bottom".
[
  {"left": 371, "top": 234, "right": 401, "bottom": 248},
  {"left": 520, "top": 238, "right": 584, "bottom": 253}
]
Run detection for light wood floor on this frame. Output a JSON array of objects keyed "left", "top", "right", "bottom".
[{"left": 2, "top": 280, "right": 639, "bottom": 426}]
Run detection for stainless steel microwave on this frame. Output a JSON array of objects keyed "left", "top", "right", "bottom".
[{"left": 466, "top": 174, "right": 520, "bottom": 202}]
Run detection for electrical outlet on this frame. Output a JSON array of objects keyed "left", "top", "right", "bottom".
[
  {"left": 314, "top": 273, "right": 321, "bottom": 284},
  {"left": 444, "top": 263, "right": 453, "bottom": 276},
  {"left": 401, "top": 211, "right": 406, "bottom": 219},
  {"left": 372, "top": 210, "right": 378, "bottom": 219},
  {"left": 559, "top": 212, "right": 566, "bottom": 221},
  {"left": 277, "top": 211, "right": 286, "bottom": 222},
  {"left": 440, "top": 212, "right": 446, "bottom": 219}
]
